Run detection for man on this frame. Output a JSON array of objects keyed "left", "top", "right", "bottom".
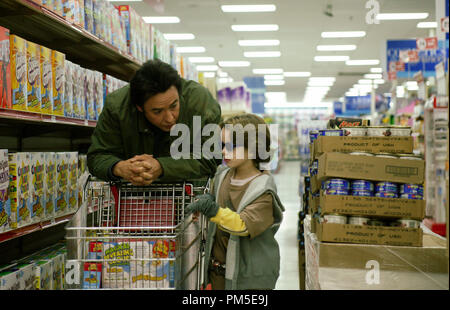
[{"left": 87, "top": 59, "right": 221, "bottom": 185}]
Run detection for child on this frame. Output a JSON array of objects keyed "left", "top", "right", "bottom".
[{"left": 185, "top": 113, "right": 285, "bottom": 290}]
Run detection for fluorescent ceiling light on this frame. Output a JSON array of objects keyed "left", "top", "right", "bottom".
[
  {"left": 314, "top": 55, "right": 349, "bottom": 62},
  {"left": 374, "top": 79, "right": 385, "bottom": 84},
  {"left": 317, "top": 45, "right": 357, "bottom": 51},
  {"left": 107, "top": 0, "right": 141, "bottom": 2},
  {"left": 231, "top": 24, "right": 279, "bottom": 32},
  {"left": 218, "top": 71, "right": 228, "bottom": 78},
  {"left": 204, "top": 72, "right": 216, "bottom": 78},
  {"left": 370, "top": 67, "right": 383, "bottom": 73},
  {"left": 196, "top": 65, "right": 219, "bottom": 71},
  {"left": 376, "top": 13, "right": 429, "bottom": 20},
  {"left": 346, "top": 59, "right": 380, "bottom": 66},
  {"left": 417, "top": 21, "right": 437, "bottom": 28},
  {"left": 253, "top": 68, "right": 283, "bottom": 74},
  {"left": 306, "top": 86, "right": 330, "bottom": 92},
  {"left": 364, "top": 74, "right": 383, "bottom": 79},
  {"left": 308, "top": 80, "right": 334, "bottom": 87},
  {"left": 218, "top": 61, "right": 251, "bottom": 67},
  {"left": 142, "top": 16, "right": 180, "bottom": 24},
  {"left": 163, "top": 33, "right": 195, "bottom": 40},
  {"left": 266, "top": 92, "right": 287, "bottom": 102},
  {"left": 176, "top": 46, "right": 206, "bottom": 53},
  {"left": 188, "top": 57, "right": 215, "bottom": 63},
  {"left": 406, "top": 81, "right": 418, "bottom": 87},
  {"left": 358, "top": 79, "right": 374, "bottom": 84},
  {"left": 218, "top": 77, "right": 234, "bottom": 84},
  {"left": 264, "top": 80, "right": 285, "bottom": 86},
  {"left": 321, "top": 31, "right": 366, "bottom": 38},
  {"left": 309, "top": 77, "right": 336, "bottom": 82},
  {"left": 397, "top": 86, "right": 405, "bottom": 98},
  {"left": 284, "top": 72, "right": 311, "bottom": 77},
  {"left": 264, "top": 75, "right": 284, "bottom": 80},
  {"left": 244, "top": 51, "right": 281, "bottom": 58},
  {"left": 238, "top": 40, "right": 280, "bottom": 46},
  {"left": 221, "top": 5, "right": 276, "bottom": 12}
]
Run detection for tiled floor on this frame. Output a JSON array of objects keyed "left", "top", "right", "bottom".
[{"left": 273, "top": 160, "right": 301, "bottom": 290}]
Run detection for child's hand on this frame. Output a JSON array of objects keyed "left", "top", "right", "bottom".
[{"left": 184, "top": 194, "right": 219, "bottom": 218}]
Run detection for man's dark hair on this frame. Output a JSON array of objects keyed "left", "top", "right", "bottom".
[{"left": 130, "top": 59, "right": 182, "bottom": 107}]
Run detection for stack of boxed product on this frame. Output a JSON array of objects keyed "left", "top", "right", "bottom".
[
  {"left": 0, "top": 241, "right": 67, "bottom": 290},
  {"left": 303, "top": 117, "right": 448, "bottom": 290},
  {"left": 0, "top": 149, "right": 86, "bottom": 235},
  {"left": 308, "top": 118, "right": 426, "bottom": 247},
  {"left": 216, "top": 82, "right": 252, "bottom": 114}
]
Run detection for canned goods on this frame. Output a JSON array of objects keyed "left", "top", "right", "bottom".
[
  {"left": 368, "top": 219, "right": 386, "bottom": 226},
  {"left": 324, "top": 189, "right": 349, "bottom": 196},
  {"left": 349, "top": 152, "right": 375, "bottom": 156},
  {"left": 322, "top": 178, "right": 350, "bottom": 190},
  {"left": 348, "top": 216, "right": 369, "bottom": 226},
  {"left": 397, "top": 219, "right": 421, "bottom": 229},
  {"left": 389, "top": 126, "right": 412, "bottom": 136},
  {"left": 323, "top": 214, "right": 347, "bottom": 224},
  {"left": 400, "top": 193, "right": 423, "bottom": 200},
  {"left": 352, "top": 190, "right": 374, "bottom": 197},
  {"left": 388, "top": 221, "right": 402, "bottom": 227},
  {"left": 375, "top": 153, "right": 397, "bottom": 159},
  {"left": 309, "top": 167, "right": 316, "bottom": 176},
  {"left": 399, "top": 184, "right": 424, "bottom": 195},
  {"left": 375, "top": 182, "right": 398, "bottom": 193},
  {"left": 351, "top": 180, "right": 374, "bottom": 192},
  {"left": 318, "top": 129, "right": 344, "bottom": 136},
  {"left": 367, "top": 126, "right": 391, "bottom": 137},
  {"left": 309, "top": 130, "right": 319, "bottom": 143},
  {"left": 342, "top": 127, "right": 367, "bottom": 137},
  {"left": 313, "top": 160, "right": 318, "bottom": 170},
  {"left": 375, "top": 192, "right": 398, "bottom": 198}
]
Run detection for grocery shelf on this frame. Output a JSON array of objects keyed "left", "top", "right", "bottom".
[
  {"left": 0, "top": 213, "right": 74, "bottom": 244},
  {"left": 0, "top": 0, "right": 140, "bottom": 81}
]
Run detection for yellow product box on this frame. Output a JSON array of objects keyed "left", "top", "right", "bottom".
[
  {"left": 67, "top": 152, "right": 78, "bottom": 215},
  {"left": 26, "top": 41, "right": 42, "bottom": 113},
  {"left": 40, "top": 46, "right": 53, "bottom": 115},
  {"left": 0, "top": 149, "right": 11, "bottom": 234},
  {"left": 30, "top": 152, "right": 45, "bottom": 224},
  {"left": 55, "top": 152, "right": 68, "bottom": 216},
  {"left": 44, "top": 152, "right": 56, "bottom": 221},
  {"left": 10, "top": 35, "right": 28, "bottom": 111},
  {"left": 8, "top": 152, "right": 31, "bottom": 229},
  {"left": 51, "top": 50, "right": 65, "bottom": 116}
]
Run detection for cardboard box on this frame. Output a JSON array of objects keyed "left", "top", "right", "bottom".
[
  {"left": 55, "top": 152, "right": 69, "bottom": 216},
  {"left": 51, "top": 50, "right": 65, "bottom": 116},
  {"left": 0, "top": 26, "right": 11, "bottom": 109},
  {"left": 314, "top": 136, "right": 414, "bottom": 158},
  {"left": 10, "top": 35, "right": 28, "bottom": 111},
  {"left": 40, "top": 46, "right": 53, "bottom": 115},
  {"left": 29, "top": 152, "right": 45, "bottom": 224},
  {"left": 44, "top": 152, "right": 56, "bottom": 221},
  {"left": 8, "top": 152, "right": 31, "bottom": 229},
  {"left": 317, "top": 152, "right": 425, "bottom": 185},
  {"left": 0, "top": 149, "right": 11, "bottom": 233},
  {"left": 319, "top": 191, "right": 425, "bottom": 220},
  {"left": 1, "top": 263, "right": 35, "bottom": 290},
  {"left": 304, "top": 216, "right": 448, "bottom": 290},
  {"left": 67, "top": 152, "right": 78, "bottom": 214},
  {"left": 34, "top": 259, "right": 53, "bottom": 290},
  {"left": 316, "top": 222, "right": 423, "bottom": 246},
  {"left": 26, "top": 41, "right": 42, "bottom": 113},
  {"left": 64, "top": 60, "right": 73, "bottom": 117},
  {"left": 83, "top": 262, "right": 102, "bottom": 289}
]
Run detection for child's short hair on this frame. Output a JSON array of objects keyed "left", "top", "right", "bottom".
[{"left": 220, "top": 113, "right": 271, "bottom": 168}]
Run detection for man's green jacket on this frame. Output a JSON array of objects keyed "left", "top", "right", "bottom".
[{"left": 87, "top": 79, "right": 222, "bottom": 182}]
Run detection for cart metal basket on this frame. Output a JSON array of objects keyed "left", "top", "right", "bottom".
[{"left": 65, "top": 176, "right": 210, "bottom": 290}]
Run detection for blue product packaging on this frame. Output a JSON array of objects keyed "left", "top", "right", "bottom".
[
  {"left": 322, "top": 178, "right": 350, "bottom": 191},
  {"left": 352, "top": 190, "right": 374, "bottom": 197},
  {"left": 309, "top": 131, "right": 319, "bottom": 143},
  {"left": 351, "top": 180, "right": 374, "bottom": 192},
  {"left": 375, "top": 191, "right": 398, "bottom": 198},
  {"left": 400, "top": 193, "right": 423, "bottom": 200},
  {"left": 375, "top": 182, "right": 398, "bottom": 193},
  {"left": 318, "top": 129, "right": 344, "bottom": 136},
  {"left": 399, "top": 184, "right": 424, "bottom": 195},
  {"left": 324, "top": 189, "right": 349, "bottom": 196}
]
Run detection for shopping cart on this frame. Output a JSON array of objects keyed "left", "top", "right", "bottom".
[{"left": 65, "top": 176, "right": 210, "bottom": 290}]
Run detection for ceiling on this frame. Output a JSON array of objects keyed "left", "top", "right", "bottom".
[{"left": 112, "top": 0, "right": 437, "bottom": 103}]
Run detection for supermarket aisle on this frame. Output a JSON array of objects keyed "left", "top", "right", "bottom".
[{"left": 274, "top": 161, "right": 301, "bottom": 290}]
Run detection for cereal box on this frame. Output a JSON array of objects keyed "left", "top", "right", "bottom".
[
  {"left": 93, "top": 71, "right": 103, "bottom": 118},
  {"left": 84, "top": 69, "right": 96, "bottom": 120},
  {"left": 26, "top": 41, "right": 42, "bottom": 113},
  {"left": 88, "top": 241, "right": 103, "bottom": 260},
  {"left": 102, "top": 241, "right": 132, "bottom": 288},
  {"left": 51, "top": 50, "right": 65, "bottom": 116},
  {"left": 34, "top": 259, "right": 53, "bottom": 290},
  {"left": 29, "top": 152, "right": 45, "bottom": 224},
  {"left": 83, "top": 262, "right": 102, "bottom": 289},
  {"left": 0, "top": 269, "right": 20, "bottom": 290},
  {"left": 8, "top": 152, "right": 31, "bottom": 229},
  {"left": 64, "top": 60, "right": 73, "bottom": 118},
  {"left": 9, "top": 35, "right": 27, "bottom": 111},
  {"left": 53, "top": 0, "right": 64, "bottom": 17},
  {"left": 0, "top": 26, "right": 11, "bottom": 109},
  {"left": 77, "top": 66, "right": 86, "bottom": 119},
  {"left": 44, "top": 152, "right": 56, "bottom": 221},
  {"left": 92, "top": 0, "right": 104, "bottom": 39},
  {"left": 11, "top": 263, "right": 35, "bottom": 290},
  {"left": 67, "top": 152, "right": 78, "bottom": 214},
  {"left": 0, "top": 150, "right": 11, "bottom": 233},
  {"left": 40, "top": 46, "right": 53, "bottom": 115},
  {"left": 62, "top": 0, "right": 75, "bottom": 23},
  {"left": 71, "top": 63, "right": 80, "bottom": 118},
  {"left": 84, "top": 0, "right": 94, "bottom": 34},
  {"left": 77, "top": 0, "right": 85, "bottom": 29},
  {"left": 47, "top": 253, "right": 64, "bottom": 290},
  {"left": 41, "top": 1, "right": 52, "bottom": 10},
  {"left": 55, "top": 152, "right": 68, "bottom": 216}
]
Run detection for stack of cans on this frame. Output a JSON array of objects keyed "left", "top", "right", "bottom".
[
  {"left": 351, "top": 180, "right": 374, "bottom": 197},
  {"left": 322, "top": 178, "right": 350, "bottom": 196},
  {"left": 318, "top": 129, "right": 344, "bottom": 137},
  {"left": 399, "top": 184, "right": 423, "bottom": 200},
  {"left": 309, "top": 130, "right": 319, "bottom": 144},
  {"left": 310, "top": 160, "right": 318, "bottom": 176},
  {"left": 375, "top": 182, "right": 398, "bottom": 198}
]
